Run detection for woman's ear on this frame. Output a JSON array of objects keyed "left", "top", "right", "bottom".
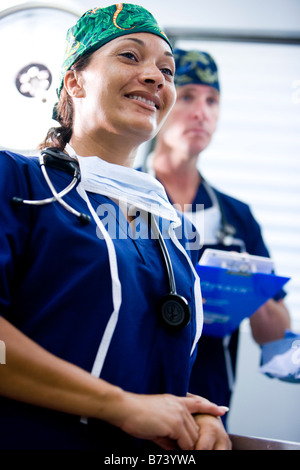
[{"left": 64, "top": 69, "right": 85, "bottom": 98}]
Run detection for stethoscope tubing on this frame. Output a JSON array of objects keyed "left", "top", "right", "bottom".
[
  {"left": 150, "top": 214, "right": 177, "bottom": 295},
  {"left": 12, "top": 148, "right": 191, "bottom": 329}
]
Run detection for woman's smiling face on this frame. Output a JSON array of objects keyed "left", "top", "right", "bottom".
[{"left": 68, "top": 33, "right": 176, "bottom": 144}]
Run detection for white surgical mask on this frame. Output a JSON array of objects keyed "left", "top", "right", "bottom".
[{"left": 66, "top": 144, "right": 180, "bottom": 224}]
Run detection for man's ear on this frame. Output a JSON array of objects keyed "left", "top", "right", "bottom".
[{"left": 64, "top": 69, "right": 85, "bottom": 98}]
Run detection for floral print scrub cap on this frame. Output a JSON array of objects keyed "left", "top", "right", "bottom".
[
  {"left": 173, "top": 49, "right": 220, "bottom": 92},
  {"left": 56, "top": 3, "right": 172, "bottom": 99}
]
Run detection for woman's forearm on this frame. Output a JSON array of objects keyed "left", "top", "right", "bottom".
[
  {"left": 0, "top": 316, "right": 230, "bottom": 449},
  {"left": 0, "top": 316, "right": 125, "bottom": 422}
]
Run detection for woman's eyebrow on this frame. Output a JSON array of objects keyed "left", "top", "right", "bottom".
[{"left": 119, "top": 37, "right": 174, "bottom": 58}]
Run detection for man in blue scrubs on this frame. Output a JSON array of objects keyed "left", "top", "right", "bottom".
[{"left": 142, "top": 49, "right": 291, "bottom": 425}]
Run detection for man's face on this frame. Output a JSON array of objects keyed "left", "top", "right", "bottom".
[{"left": 158, "top": 84, "right": 220, "bottom": 157}]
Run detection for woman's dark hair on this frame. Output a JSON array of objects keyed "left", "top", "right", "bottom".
[{"left": 39, "top": 51, "right": 94, "bottom": 151}]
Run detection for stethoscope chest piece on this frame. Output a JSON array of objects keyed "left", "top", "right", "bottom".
[{"left": 157, "top": 293, "right": 191, "bottom": 330}]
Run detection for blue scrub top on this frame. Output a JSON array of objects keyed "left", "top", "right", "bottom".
[
  {"left": 185, "top": 181, "right": 286, "bottom": 420},
  {"left": 0, "top": 151, "right": 201, "bottom": 450},
  {"left": 143, "top": 168, "right": 286, "bottom": 425}
]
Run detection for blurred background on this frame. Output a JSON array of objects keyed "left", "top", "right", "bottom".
[{"left": 1, "top": 0, "right": 299, "bottom": 443}]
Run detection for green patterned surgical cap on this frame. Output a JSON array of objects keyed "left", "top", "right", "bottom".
[
  {"left": 56, "top": 3, "right": 172, "bottom": 98},
  {"left": 173, "top": 49, "right": 220, "bottom": 92}
]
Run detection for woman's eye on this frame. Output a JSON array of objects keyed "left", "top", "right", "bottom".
[
  {"left": 161, "top": 68, "right": 174, "bottom": 77},
  {"left": 120, "top": 52, "right": 137, "bottom": 61}
]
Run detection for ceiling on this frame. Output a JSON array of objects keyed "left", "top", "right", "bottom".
[{"left": 0, "top": 0, "right": 299, "bottom": 151}]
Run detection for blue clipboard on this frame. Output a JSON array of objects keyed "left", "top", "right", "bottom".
[{"left": 196, "top": 264, "right": 290, "bottom": 337}]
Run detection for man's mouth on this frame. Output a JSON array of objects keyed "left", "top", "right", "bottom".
[{"left": 186, "top": 128, "right": 208, "bottom": 136}]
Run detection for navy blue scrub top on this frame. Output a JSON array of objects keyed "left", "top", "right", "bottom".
[
  {"left": 151, "top": 174, "right": 286, "bottom": 426},
  {"left": 0, "top": 151, "right": 201, "bottom": 450},
  {"left": 181, "top": 181, "right": 286, "bottom": 420}
]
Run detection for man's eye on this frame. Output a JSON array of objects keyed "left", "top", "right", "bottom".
[
  {"left": 207, "top": 97, "right": 218, "bottom": 105},
  {"left": 181, "top": 94, "right": 193, "bottom": 101}
]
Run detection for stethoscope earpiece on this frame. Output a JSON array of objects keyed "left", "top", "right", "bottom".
[
  {"left": 78, "top": 213, "right": 92, "bottom": 225},
  {"left": 11, "top": 197, "right": 25, "bottom": 206},
  {"left": 157, "top": 293, "right": 191, "bottom": 330}
]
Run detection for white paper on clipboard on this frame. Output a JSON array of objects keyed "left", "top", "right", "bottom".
[{"left": 199, "top": 248, "right": 275, "bottom": 274}]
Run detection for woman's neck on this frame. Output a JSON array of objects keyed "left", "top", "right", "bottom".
[{"left": 69, "top": 132, "right": 138, "bottom": 168}]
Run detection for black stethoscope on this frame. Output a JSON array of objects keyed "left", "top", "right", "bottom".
[
  {"left": 11, "top": 147, "right": 191, "bottom": 330},
  {"left": 12, "top": 147, "right": 91, "bottom": 225},
  {"left": 201, "top": 178, "right": 237, "bottom": 247}
]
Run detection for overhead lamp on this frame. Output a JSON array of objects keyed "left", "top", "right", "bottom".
[{"left": 0, "top": 2, "right": 80, "bottom": 151}]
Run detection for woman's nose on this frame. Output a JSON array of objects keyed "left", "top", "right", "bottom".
[{"left": 139, "top": 64, "right": 165, "bottom": 89}]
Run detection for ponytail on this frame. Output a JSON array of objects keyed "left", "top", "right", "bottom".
[
  {"left": 39, "top": 88, "right": 73, "bottom": 151},
  {"left": 39, "top": 51, "right": 93, "bottom": 151}
]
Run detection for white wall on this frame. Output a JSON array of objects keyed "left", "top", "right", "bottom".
[
  {"left": 75, "top": 0, "right": 300, "bottom": 32},
  {"left": 229, "top": 323, "right": 300, "bottom": 443}
]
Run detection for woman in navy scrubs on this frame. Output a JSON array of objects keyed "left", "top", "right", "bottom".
[{"left": 0, "top": 4, "right": 230, "bottom": 451}]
